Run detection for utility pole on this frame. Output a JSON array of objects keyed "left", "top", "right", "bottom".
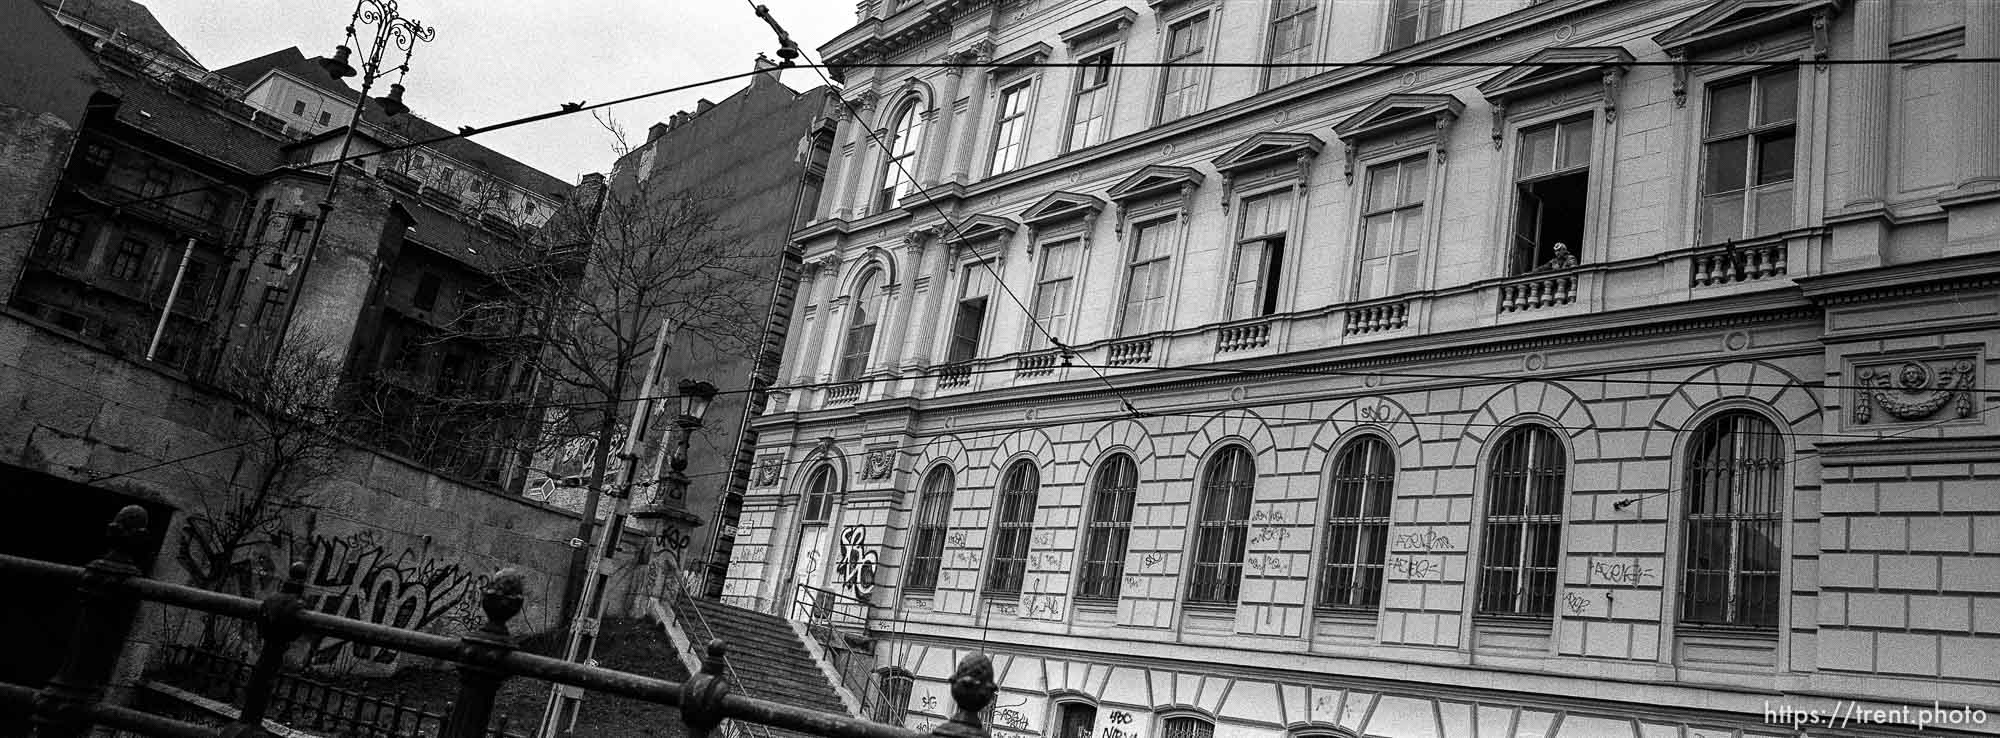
[{"left": 539, "top": 318, "right": 674, "bottom": 737}]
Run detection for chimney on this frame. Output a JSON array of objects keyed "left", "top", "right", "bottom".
[
  {"left": 648, "top": 122, "right": 669, "bottom": 143},
  {"left": 695, "top": 98, "right": 715, "bottom": 115},
  {"left": 754, "top": 53, "right": 784, "bottom": 87},
  {"left": 576, "top": 172, "right": 608, "bottom": 222}
]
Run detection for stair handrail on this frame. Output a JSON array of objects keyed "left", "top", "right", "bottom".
[
  {"left": 791, "top": 583, "right": 904, "bottom": 725},
  {"left": 660, "top": 569, "right": 779, "bottom": 738}
]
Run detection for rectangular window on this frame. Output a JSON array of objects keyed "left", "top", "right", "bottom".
[
  {"left": 37, "top": 218, "right": 85, "bottom": 262},
  {"left": 989, "top": 80, "right": 1031, "bottom": 175},
  {"left": 1700, "top": 69, "right": 1797, "bottom": 243},
  {"left": 1228, "top": 191, "right": 1291, "bottom": 319},
  {"left": 413, "top": 272, "right": 443, "bottom": 311},
  {"left": 1119, "top": 218, "right": 1175, "bottom": 335},
  {"left": 1190, "top": 447, "right": 1256, "bottom": 603},
  {"left": 1027, "top": 239, "right": 1078, "bottom": 350},
  {"left": 108, "top": 239, "right": 149, "bottom": 282},
  {"left": 255, "top": 286, "right": 287, "bottom": 328},
  {"left": 1079, "top": 455, "right": 1137, "bottom": 599},
  {"left": 1162, "top": 717, "right": 1214, "bottom": 738},
  {"left": 1158, "top": 13, "right": 1210, "bottom": 122},
  {"left": 318, "top": 110, "right": 332, "bottom": 126},
  {"left": 948, "top": 262, "right": 994, "bottom": 363},
  {"left": 139, "top": 166, "right": 173, "bottom": 198},
  {"left": 907, "top": 468, "right": 954, "bottom": 590},
  {"left": 1510, "top": 115, "right": 1591, "bottom": 275},
  {"left": 292, "top": 100, "right": 307, "bottom": 115},
  {"left": 1057, "top": 704, "right": 1097, "bottom": 738},
  {"left": 1067, "top": 49, "right": 1114, "bottom": 152},
  {"left": 1478, "top": 426, "right": 1565, "bottom": 618},
  {"left": 77, "top": 142, "right": 113, "bottom": 181},
  {"left": 1355, "top": 156, "right": 1428, "bottom": 300},
  {"left": 1265, "top": 0, "right": 1319, "bottom": 88},
  {"left": 1386, "top": 0, "right": 1444, "bottom": 49},
  {"left": 1681, "top": 413, "right": 1783, "bottom": 628},
  {"left": 176, "top": 260, "right": 211, "bottom": 311}
]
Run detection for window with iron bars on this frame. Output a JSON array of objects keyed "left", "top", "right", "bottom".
[
  {"left": 1189, "top": 446, "right": 1255, "bottom": 604},
  {"left": 1477, "top": 425, "right": 1565, "bottom": 618},
  {"left": 1319, "top": 436, "right": 1394, "bottom": 609},
  {"left": 1161, "top": 716, "right": 1215, "bottom": 738},
  {"left": 906, "top": 466, "right": 954, "bottom": 590},
  {"left": 1680, "top": 411, "right": 1783, "bottom": 628},
  {"left": 1078, "top": 453, "right": 1138, "bottom": 599},
  {"left": 985, "top": 460, "right": 1040, "bottom": 593}
]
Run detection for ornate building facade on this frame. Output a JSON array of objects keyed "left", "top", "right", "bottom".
[{"left": 727, "top": 0, "right": 2000, "bottom": 735}]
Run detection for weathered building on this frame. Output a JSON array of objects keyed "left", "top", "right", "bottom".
[{"left": 728, "top": 0, "right": 2000, "bottom": 735}]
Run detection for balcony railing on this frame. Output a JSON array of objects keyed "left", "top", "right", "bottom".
[
  {"left": 1343, "top": 300, "right": 1408, "bottom": 335},
  {"left": 1015, "top": 352, "right": 1058, "bottom": 377},
  {"left": 1691, "top": 241, "right": 1787, "bottom": 287},
  {"left": 937, "top": 363, "right": 974, "bottom": 389},
  {"left": 0, "top": 505, "right": 1001, "bottom": 738},
  {"left": 1215, "top": 319, "right": 1270, "bottom": 353},
  {"left": 1497, "top": 271, "right": 1577, "bottom": 314},
  {"left": 824, "top": 381, "right": 862, "bottom": 404},
  {"left": 1106, "top": 338, "right": 1154, "bottom": 366}
]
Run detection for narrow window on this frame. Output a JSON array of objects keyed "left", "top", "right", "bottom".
[
  {"left": 1320, "top": 437, "right": 1394, "bottom": 609},
  {"left": 948, "top": 262, "right": 994, "bottom": 364},
  {"left": 1700, "top": 69, "right": 1797, "bottom": 242},
  {"left": 1028, "top": 239, "right": 1077, "bottom": 350},
  {"left": 139, "top": 166, "right": 173, "bottom": 198},
  {"left": 413, "top": 272, "right": 443, "bottom": 311},
  {"left": 873, "top": 670, "right": 914, "bottom": 725},
  {"left": 877, "top": 101, "right": 926, "bottom": 212},
  {"left": 1056, "top": 703, "right": 1098, "bottom": 738},
  {"left": 1119, "top": 218, "right": 1175, "bottom": 335},
  {"left": 1228, "top": 191, "right": 1291, "bottom": 319},
  {"left": 1189, "top": 446, "right": 1256, "bottom": 603},
  {"left": 1680, "top": 411, "right": 1783, "bottom": 628},
  {"left": 437, "top": 168, "right": 456, "bottom": 187},
  {"left": 801, "top": 464, "right": 837, "bottom": 523},
  {"left": 318, "top": 110, "right": 332, "bottom": 126},
  {"left": 1079, "top": 453, "right": 1138, "bottom": 599},
  {"left": 1158, "top": 13, "right": 1210, "bottom": 122},
  {"left": 1355, "top": 156, "right": 1428, "bottom": 300},
  {"left": 907, "top": 466, "right": 955, "bottom": 590},
  {"left": 37, "top": 217, "right": 85, "bottom": 262},
  {"left": 1386, "top": 0, "right": 1445, "bottom": 50},
  {"left": 1161, "top": 716, "right": 1214, "bottom": 738},
  {"left": 1478, "top": 425, "right": 1565, "bottom": 618},
  {"left": 990, "top": 79, "right": 1032, "bottom": 175},
  {"left": 108, "top": 239, "right": 149, "bottom": 281},
  {"left": 255, "top": 286, "right": 287, "bottom": 328},
  {"left": 1265, "top": 0, "right": 1320, "bottom": 88},
  {"left": 1510, "top": 116, "right": 1591, "bottom": 274},
  {"left": 77, "top": 142, "right": 113, "bottom": 181},
  {"left": 176, "top": 260, "right": 211, "bottom": 311},
  {"left": 1067, "top": 49, "right": 1115, "bottom": 151},
  {"left": 837, "top": 270, "right": 881, "bottom": 381},
  {"left": 986, "top": 460, "right": 1040, "bottom": 594},
  {"left": 292, "top": 100, "right": 307, "bottom": 115}
]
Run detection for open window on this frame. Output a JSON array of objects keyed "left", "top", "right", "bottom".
[
  {"left": 1510, "top": 116, "right": 1591, "bottom": 274},
  {"left": 1228, "top": 190, "right": 1291, "bottom": 319},
  {"left": 948, "top": 263, "right": 994, "bottom": 364}
]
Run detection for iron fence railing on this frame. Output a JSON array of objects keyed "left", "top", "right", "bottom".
[
  {"left": 0, "top": 505, "right": 999, "bottom": 738},
  {"left": 656, "top": 572, "right": 780, "bottom": 738},
  {"left": 155, "top": 645, "right": 527, "bottom": 738},
  {"left": 791, "top": 584, "right": 901, "bottom": 726}
]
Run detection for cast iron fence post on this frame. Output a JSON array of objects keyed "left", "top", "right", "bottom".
[
  {"left": 30, "top": 504, "right": 149, "bottom": 738},
  {"left": 931, "top": 654, "right": 995, "bottom": 738},
  {"left": 443, "top": 569, "right": 525, "bottom": 738},
  {"left": 679, "top": 639, "right": 732, "bottom": 738},
  {"left": 221, "top": 561, "right": 307, "bottom": 737}
]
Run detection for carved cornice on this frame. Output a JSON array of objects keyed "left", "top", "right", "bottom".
[
  {"left": 1333, "top": 93, "right": 1462, "bottom": 182},
  {"left": 1106, "top": 164, "right": 1205, "bottom": 204},
  {"left": 1655, "top": 0, "right": 1844, "bottom": 105},
  {"left": 1475, "top": 46, "right": 1635, "bottom": 143},
  {"left": 1020, "top": 191, "right": 1106, "bottom": 254},
  {"left": 1057, "top": 7, "right": 1137, "bottom": 47},
  {"left": 987, "top": 42, "right": 1052, "bottom": 73}
]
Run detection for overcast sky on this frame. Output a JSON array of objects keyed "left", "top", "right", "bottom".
[{"left": 147, "top": 0, "right": 856, "bottom": 185}]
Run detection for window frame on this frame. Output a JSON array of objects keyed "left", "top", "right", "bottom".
[
  {"left": 38, "top": 217, "right": 86, "bottom": 263},
  {"left": 1077, "top": 452, "right": 1138, "bottom": 600},
  {"left": 107, "top": 238, "right": 150, "bottom": 282},
  {"left": 1352, "top": 153, "right": 1432, "bottom": 302},
  {"left": 1263, "top": 0, "right": 1321, "bottom": 90},
  {"left": 1160, "top": 715, "right": 1216, "bottom": 738},
  {"left": 837, "top": 268, "right": 884, "bottom": 382},
  {"left": 1476, "top": 424, "right": 1567, "bottom": 619},
  {"left": 1506, "top": 112, "right": 1597, "bottom": 276},
  {"left": 1188, "top": 444, "right": 1257, "bottom": 605},
  {"left": 1064, "top": 46, "right": 1118, "bottom": 153},
  {"left": 1118, "top": 216, "right": 1178, "bottom": 336},
  {"left": 947, "top": 259, "right": 997, "bottom": 364},
  {"left": 873, "top": 668, "right": 915, "bottom": 726},
  {"left": 876, "top": 98, "right": 928, "bottom": 214},
  {"left": 1318, "top": 435, "right": 1395, "bottom": 610},
  {"left": 1026, "top": 237, "right": 1081, "bottom": 351},
  {"left": 1155, "top": 10, "right": 1214, "bottom": 124},
  {"left": 988, "top": 77, "right": 1035, "bottom": 176},
  {"left": 1384, "top": 0, "right": 1446, "bottom": 51},
  {"left": 1677, "top": 410, "right": 1785, "bottom": 630},
  {"left": 907, "top": 465, "right": 955, "bottom": 591},
  {"left": 985, "top": 459, "right": 1042, "bottom": 595},
  {"left": 1225, "top": 185, "right": 1296, "bottom": 320},
  {"left": 1696, "top": 67, "right": 1801, "bottom": 245},
  {"left": 1052, "top": 701, "right": 1099, "bottom": 738}
]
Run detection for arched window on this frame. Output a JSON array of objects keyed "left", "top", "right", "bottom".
[
  {"left": 1477, "top": 425, "right": 1565, "bottom": 617},
  {"left": 802, "top": 464, "right": 838, "bottom": 524},
  {"left": 838, "top": 270, "right": 882, "bottom": 381},
  {"left": 876, "top": 100, "right": 926, "bottom": 212},
  {"left": 1680, "top": 411, "right": 1783, "bottom": 628},
  {"left": 1320, "top": 436, "right": 1394, "bottom": 609},
  {"left": 907, "top": 465, "right": 955, "bottom": 590},
  {"left": 872, "top": 668, "right": 914, "bottom": 725},
  {"left": 1190, "top": 445, "right": 1256, "bottom": 603},
  {"left": 1161, "top": 716, "right": 1215, "bottom": 738},
  {"left": 986, "top": 460, "right": 1041, "bottom": 593},
  {"left": 1079, "top": 454, "right": 1139, "bottom": 599},
  {"left": 1054, "top": 702, "right": 1097, "bottom": 738}
]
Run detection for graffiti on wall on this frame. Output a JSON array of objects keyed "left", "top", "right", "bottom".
[
  {"left": 297, "top": 529, "right": 479, "bottom": 668},
  {"left": 834, "top": 525, "right": 878, "bottom": 598}
]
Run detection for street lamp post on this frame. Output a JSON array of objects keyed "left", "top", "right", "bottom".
[
  {"left": 266, "top": 0, "right": 433, "bottom": 369},
  {"left": 635, "top": 378, "right": 719, "bottom": 552}
]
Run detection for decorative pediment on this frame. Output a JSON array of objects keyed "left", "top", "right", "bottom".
[
  {"left": 1332, "top": 94, "right": 1463, "bottom": 183},
  {"left": 1058, "top": 7, "right": 1137, "bottom": 47},
  {"left": 988, "top": 42, "right": 1053, "bottom": 72},
  {"left": 1476, "top": 46, "right": 1635, "bottom": 144},
  {"left": 1652, "top": 0, "right": 1842, "bottom": 59},
  {"left": 1106, "top": 165, "right": 1205, "bottom": 204},
  {"left": 943, "top": 214, "right": 1019, "bottom": 247},
  {"left": 1211, "top": 132, "right": 1325, "bottom": 176},
  {"left": 1020, "top": 191, "right": 1106, "bottom": 228}
]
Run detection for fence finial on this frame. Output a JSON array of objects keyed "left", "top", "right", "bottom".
[
  {"left": 932, "top": 653, "right": 996, "bottom": 738},
  {"left": 442, "top": 569, "right": 524, "bottom": 738},
  {"left": 680, "top": 639, "right": 733, "bottom": 738},
  {"left": 478, "top": 568, "right": 527, "bottom": 637}
]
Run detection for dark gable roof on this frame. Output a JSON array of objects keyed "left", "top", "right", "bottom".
[
  {"left": 103, "top": 66, "right": 288, "bottom": 173},
  {"left": 216, "top": 46, "right": 571, "bottom": 199},
  {"left": 39, "top": 0, "right": 199, "bottom": 66}
]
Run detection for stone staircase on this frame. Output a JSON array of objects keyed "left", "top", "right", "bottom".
[{"left": 661, "top": 595, "right": 856, "bottom": 738}]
